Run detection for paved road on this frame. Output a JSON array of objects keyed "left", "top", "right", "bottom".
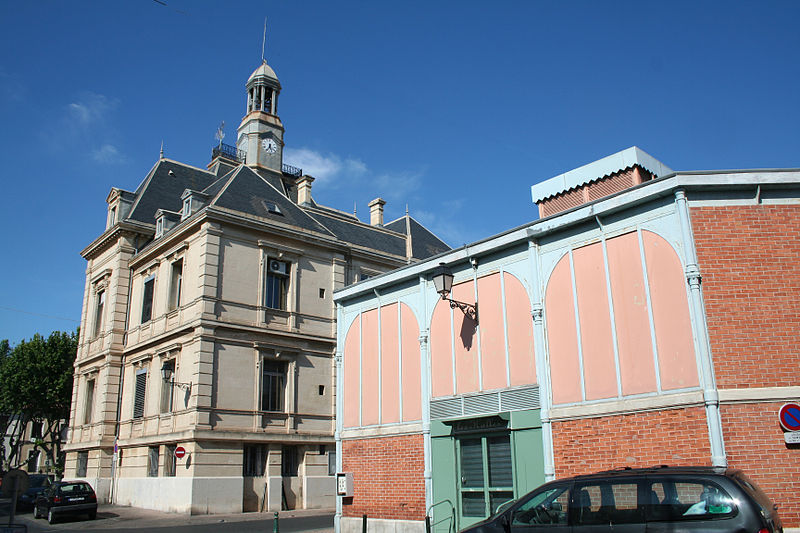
[{"left": 1, "top": 498, "right": 333, "bottom": 533}]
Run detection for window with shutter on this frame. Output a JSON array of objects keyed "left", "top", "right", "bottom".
[
  {"left": 84, "top": 378, "right": 95, "bottom": 424},
  {"left": 457, "top": 433, "right": 514, "bottom": 523},
  {"left": 133, "top": 370, "right": 147, "bottom": 419},
  {"left": 77, "top": 451, "right": 88, "bottom": 477},
  {"left": 243, "top": 444, "right": 268, "bottom": 477},
  {"left": 141, "top": 276, "right": 155, "bottom": 323},
  {"left": 147, "top": 446, "right": 159, "bottom": 477},
  {"left": 93, "top": 290, "right": 105, "bottom": 337},
  {"left": 164, "top": 445, "right": 176, "bottom": 477}
]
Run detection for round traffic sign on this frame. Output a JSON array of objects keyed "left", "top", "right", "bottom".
[
  {"left": 174, "top": 446, "right": 186, "bottom": 459},
  {"left": 778, "top": 403, "right": 800, "bottom": 432}
]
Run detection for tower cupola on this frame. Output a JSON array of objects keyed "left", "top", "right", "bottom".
[
  {"left": 246, "top": 61, "right": 281, "bottom": 115},
  {"left": 237, "top": 60, "right": 285, "bottom": 172}
]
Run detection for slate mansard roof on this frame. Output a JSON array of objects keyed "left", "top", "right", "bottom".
[{"left": 111, "top": 158, "right": 450, "bottom": 260}]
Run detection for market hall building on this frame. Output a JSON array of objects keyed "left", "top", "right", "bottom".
[{"left": 333, "top": 147, "right": 800, "bottom": 532}]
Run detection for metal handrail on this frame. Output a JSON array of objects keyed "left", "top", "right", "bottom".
[
  {"left": 212, "top": 143, "right": 245, "bottom": 163},
  {"left": 427, "top": 499, "right": 457, "bottom": 533},
  {"left": 282, "top": 163, "right": 302, "bottom": 177}
]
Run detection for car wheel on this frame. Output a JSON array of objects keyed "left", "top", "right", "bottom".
[
  {"left": 88, "top": 510, "right": 97, "bottom": 520},
  {"left": 33, "top": 504, "right": 41, "bottom": 519},
  {"left": 47, "top": 508, "right": 56, "bottom": 524}
]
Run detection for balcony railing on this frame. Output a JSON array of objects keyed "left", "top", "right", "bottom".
[
  {"left": 212, "top": 143, "right": 245, "bottom": 163},
  {"left": 282, "top": 163, "right": 302, "bottom": 178}
]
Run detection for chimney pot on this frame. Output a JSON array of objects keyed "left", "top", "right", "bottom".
[
  {"left": 297, "top": 175, "right": 315, "bottom": 205},
  {"left": 368, "top": 197, "right": 386, "bottom": 226}
]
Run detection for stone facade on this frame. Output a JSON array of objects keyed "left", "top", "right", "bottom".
[{"left": 64, "top": 60, "right": 448, "bottom": 515}]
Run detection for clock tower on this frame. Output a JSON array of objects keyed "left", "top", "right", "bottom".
[{"left": 237, "top": 61, "right": 284, "bottom": 172}]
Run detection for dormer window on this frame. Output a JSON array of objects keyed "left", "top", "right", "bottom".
[
  {"left": 155, "top": 216, "right": 164, "bottom": 238},
  {"left": 263, "top": 200, "right": 283, "bottom": 216},
  {"left": 182, "top": 197, "right": 192, "bottom": 220},
  {"left": 108, "top": 206, "right": 117, "bottom": 228}
]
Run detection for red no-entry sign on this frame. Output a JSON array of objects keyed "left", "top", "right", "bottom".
[
  {"left": 778, "top": 403, "right": 800, "bottom": 432},
  {"left": 174, "top": 446, "right": 186, "bottom": 459}
]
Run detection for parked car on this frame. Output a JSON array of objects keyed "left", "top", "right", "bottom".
[
  {"left": 33, "top": 480, "right": 97, "bottom": 524},
  {"left": 460, "top": 465, "right": 783, "bottom": 532},
  {"left": 17, "top": 473, "right": 54, "bottom": 509}
]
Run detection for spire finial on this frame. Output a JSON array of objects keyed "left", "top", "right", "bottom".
[
  {"left": 160, "top": 140, "right": 164, "bottom": 159},
  {"left": 406, "top": 204, "right": 409, "bottom": 216},
  {"left": 353, "top": 201, "right": 357, "bottom": 217},
  {"left": 261, "top": 17, "right": 267, "bottom": 63}
]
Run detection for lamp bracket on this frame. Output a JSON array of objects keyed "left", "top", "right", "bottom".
[
  {"left": 446, "top": 297, "right": 478, "bottom": 322},
  {"left": 170, "top": 379, "right": 192, "bottom": 391}
]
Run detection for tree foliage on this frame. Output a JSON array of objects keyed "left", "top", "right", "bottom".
[{"left": 0, "top": 330, "right": 78, "bottom": 474}]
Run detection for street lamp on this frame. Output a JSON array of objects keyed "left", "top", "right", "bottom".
[
  {"left": 432, "top": 263, "right": 478, "bottom": 323},
  {"left": 161, "top": 361, "right": 191, "bottom": 391}
]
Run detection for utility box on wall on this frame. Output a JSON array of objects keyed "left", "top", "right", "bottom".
[{"left": 336, "top": 472, "right": 353, "bottom": 497}]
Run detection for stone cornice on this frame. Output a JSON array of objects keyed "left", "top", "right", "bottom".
[{"left": 81, "top": 220, "right": 154, "bottom": 260}]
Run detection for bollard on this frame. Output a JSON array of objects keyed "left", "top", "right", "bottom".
[
  {"left": 362, "top": 513, "right": 367, "bottom": 533},
  {"left": 273, "top": 511, "right": 279, "bottom": 533}
]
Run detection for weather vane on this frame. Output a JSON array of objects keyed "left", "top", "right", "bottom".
[{"left": 215, "top": 121, "right": 225, "bottom": 148}]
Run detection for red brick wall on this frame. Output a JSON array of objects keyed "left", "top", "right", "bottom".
[
  {"left": 691, "top": 204, "right": 800, "bottom": 388},
  {"left": 721, "top": 402, "right": 800, "bottom": 527},
  {"left": 342, "top": 434, "right": 426, "bottom": 520},
  {"left": 552, "top": 407, "right": 712, "bottom": 477}
]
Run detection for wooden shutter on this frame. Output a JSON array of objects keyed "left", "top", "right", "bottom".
[{"left": 133, "top": 370, "right": 147, "bottom": 418}]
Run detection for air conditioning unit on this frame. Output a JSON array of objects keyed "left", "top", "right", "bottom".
[{"left": 268, "top": 259, "right": 288, "bottom": 275}]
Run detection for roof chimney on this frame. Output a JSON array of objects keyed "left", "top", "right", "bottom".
[
  {"left": 297, "top": 175, "right": 314, "bottom": 205},
  {"left": 368, "top": 197, "right": 386, "bottom": 226}
]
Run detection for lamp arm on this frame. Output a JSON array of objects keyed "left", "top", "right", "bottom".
[
  {"left": 170, "top": 378, "right": 192, "bottom": 391},
  {"left": 447, "top": 298, "right": 478, "bottom": 322}
]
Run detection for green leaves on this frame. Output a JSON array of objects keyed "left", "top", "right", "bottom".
[{"left": 0, "top": 331, "right": 77, "bottom": 421}]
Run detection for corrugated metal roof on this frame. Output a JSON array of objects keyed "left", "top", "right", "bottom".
[{"left": 530, "top": 146, "right": 673, "bottom": 203}]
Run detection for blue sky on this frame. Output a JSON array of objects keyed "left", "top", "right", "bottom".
[{"left": 1, "top": 0, "right": 798, "bottom": 344}]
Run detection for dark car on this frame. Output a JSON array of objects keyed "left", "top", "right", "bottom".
[
  {"left": 16, "top": 473, "right": 53, "bottom": 509},
  {"left": 460, "top": 466, "right": 782, "bottom": 533},
  {"left": 33, "top": 480, "right": 97, "bottom": 524}
]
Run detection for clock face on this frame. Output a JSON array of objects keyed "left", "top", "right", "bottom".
[{"left": 261, "top": 138, "right": 278, "bottom": 154}]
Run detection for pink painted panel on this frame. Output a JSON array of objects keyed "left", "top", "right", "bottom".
[
  {"left": 380, "top": 303, "right": 400, "bottom": 424},
  {"left": 643, "top": 231, "right": 699, "bottom": 390},
  {"left": 343, "top": 317, "right": 360, "bottom": 428},
  {"left": 400, "top": 303, "right": 422, "bottom": 421},
  {"left": 505, "top": 272, "right": 537, "bottom": 386},
  {"left": 606, "top": 232, "right": 657, "bottom": 395},
  {"left": 361, "top": 309, "right": 380, "bottom": 425},
  {"left": 478, "top": 273, "right": 507, "bottom": 391},
  {"left": 573, "top": 243, "right": 617, "bottom": 400},
  {"left": 545, "top": 255, "right": 582, "bottom": 404},
  {"left": 430, "top": 299, "right": 454, "bottom": 398},
  {"left": 453, "top": 281, "right": 480, "bottom": 394}
]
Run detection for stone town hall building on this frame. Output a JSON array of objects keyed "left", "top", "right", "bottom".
[{"left": 64, "top": 60, "right": 448, "bottom": 514}]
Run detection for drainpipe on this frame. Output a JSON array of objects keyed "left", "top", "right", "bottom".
[
  {"left": 527, "top": 238, "right": 555, "bottom": 481},
  {"left": 419, "top": 274, "right": 433, "bottom": 520},
  {"left": 334, "top": 303, "right": 344, "bottom": 533},
  {"left": 674, "top": 189, "right": 727, "bottom": 467}
]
